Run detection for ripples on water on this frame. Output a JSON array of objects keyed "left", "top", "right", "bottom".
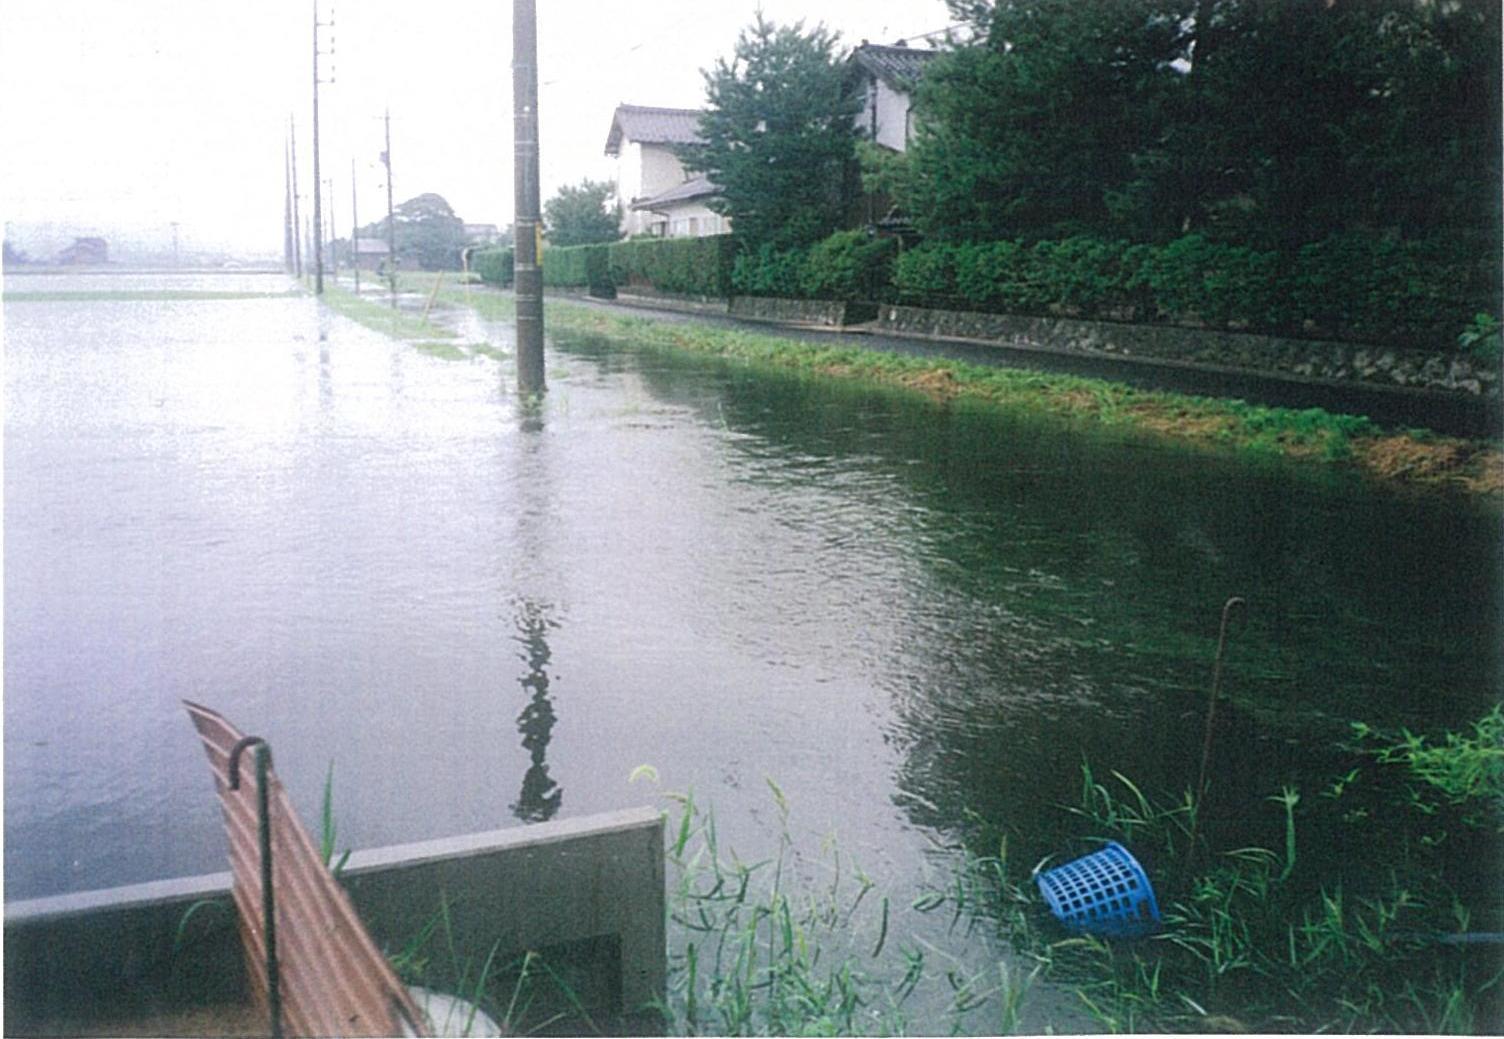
[{"left": 4, "top": 278, "right": 1499, "bottom": 968}]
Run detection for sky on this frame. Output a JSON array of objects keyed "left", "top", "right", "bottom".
[{"left": 1, "top": 0, "right": 954, "bottom": 259}]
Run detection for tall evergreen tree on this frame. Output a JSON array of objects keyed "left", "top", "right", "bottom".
[
  {"left": 682, "top": 15, "right": 860, "bottom": 249},
  {"left": 908, "top": 0, "right": 1500, "bottom": 254}
]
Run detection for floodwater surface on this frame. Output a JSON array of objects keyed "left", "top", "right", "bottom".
[{"left": 5, "top": 273, "right": 1500, "bottom": 1017}]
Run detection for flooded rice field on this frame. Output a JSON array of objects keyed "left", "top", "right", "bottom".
[{"left": 4, "top": 271, "right": 1500, "bottom": 1026}]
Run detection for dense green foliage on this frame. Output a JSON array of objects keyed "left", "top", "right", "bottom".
[
  {"left": 884, "top": 0, "right": 1499, "bottom": 347},
  {"left": 543, "top": 179, "right": 623, "bottom": 248},
  {"left": 732, "top": 231, "right": 897, "bottom": 302},
  {"left": 608, "top": 235, "right": 736, "bottom": 297},
  {"left": 909, "top": 0, "right": 1500, "bottom": 255},
  {"left": 889, "top": 231, "right": 1491, "bottom": 346},
  {"left": 682, "top": 15, "right": 860, "bottom": 249},
  {"left": 354, "top": 192, "right": 469, "bottom": 271},
  {"left": 541, "top": 243, "right": 613, "bottom": 295},
  {"left": 470, "top": 246, "right": 514, "bottom": 287}
]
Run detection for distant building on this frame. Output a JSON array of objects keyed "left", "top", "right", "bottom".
[
  {"left": 463, "top": 223, "right": 502, "bottom": 246},
  {"left": 56, "top": 236, "right": 108, "bottom": 266},
  {"left": 604, "top": 104, "right": 728, "bottom": 239},
  {"left": 352, "top": 236, "right": 394, "bottom": 272},
  {"left": 848, "top": 41, "right": 938, "bottom": 153}
]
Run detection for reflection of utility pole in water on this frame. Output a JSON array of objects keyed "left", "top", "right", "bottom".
[{"left": 511, "top": 599, "right": 562, "bottom": 823}]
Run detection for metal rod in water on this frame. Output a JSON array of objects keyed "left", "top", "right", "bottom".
[{"left": 1186, "top": 596, "right": 1246, "bottom": 868}]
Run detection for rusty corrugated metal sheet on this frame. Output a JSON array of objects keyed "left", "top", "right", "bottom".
[{"left": 185, "top": 701, "right": 430, "bottom": 1038}]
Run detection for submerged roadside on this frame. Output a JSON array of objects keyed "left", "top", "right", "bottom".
[{"left": 397, "top": 279, "right": 1501, "bottom": 501}]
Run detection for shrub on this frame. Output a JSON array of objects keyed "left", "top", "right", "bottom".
[
  {"left": 1133, "top": 235, "right": 1281, "bottom": 328},
  {"left": 1030, "top": 236, "right": 1150, "bottom": 317},
  {"left": 798, "top": 230, "right": 899, "bottom": 301},
  {"left": 892, "top": 232, "right": 1489, "bottom": 348},
  {"left": 893, "top": 240, "right": 958, "bottom": 303},
  {"left": 1287, "top": 233, "right": 1490, "bottom": 345},
  {"left": 730, "top": 242, "right": 808, "bottom": 298},
  {"left": 542, "top": 243, "right": 612, "bottom": 296},
  {"left": 607, "top": 235, "right": 736, "bottom": 297},
  {"left": 470, "top": 247, "right": 514, "bottom": 288}
]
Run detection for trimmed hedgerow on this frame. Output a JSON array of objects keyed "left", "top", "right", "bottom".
[
  {"left": 542, "top": 243, "right": 613, "bottom": 296},
  {"left": 799, "top": 230, "right": 899, "bottom": 302},
  {"left": 607, "top": 235, "right": 736, "bottom": 297},
  {"left": 891, "top": 232, "right": 1494, "bottom": 348},
  {"left": 731, "top": 232, "right": 898, "bottom": 302},
  {"left": 470, "top": 247, "right": 514, "bottom": 287}
]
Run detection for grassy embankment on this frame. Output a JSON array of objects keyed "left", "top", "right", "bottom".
[
  {"left": 317, "top": 281, "right": 507, "bottom": 362},
  {"left": 384, "top": 274, "right": 1504, "bottom": 499}
]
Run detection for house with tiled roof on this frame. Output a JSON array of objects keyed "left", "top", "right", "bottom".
[
  {"left": 849, "top": 41, "right": 939, "bottom": 152},
  {"left": 603, "top": 104, "right": 729, "bottom": 239}
]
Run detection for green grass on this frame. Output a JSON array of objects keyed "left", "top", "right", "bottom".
[
  {"left": 319, "top": 284, "right": 458, "bottom": 342},
  {"left": 412, "top": 340, "right": 470, "bottom": 361},
  {"left": 655, "top": 781, "right": 1053, "bottom": 1036},
  {"left": 489, "top": 293, "right": 1500, "bottom": 498},
  {"left": 926, "top": 710, "right": 1504, "bottom": 1034},
  {"left": 337, "top": 276, "right": 1501, "bottom": 496}
]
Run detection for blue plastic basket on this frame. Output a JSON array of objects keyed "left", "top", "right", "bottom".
[{"left": 1036, "top": 841, "right": 1160, "bottom": 938}]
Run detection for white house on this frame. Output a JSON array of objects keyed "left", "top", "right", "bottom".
[
  {"left": 603, "top": 104, "right": 729, "bottom": 238},
  {"left": 630, "top": 175, "right": 727, "bottom": 239},
  {"left": 848, "top": 42, "right": 938, "bottom": 152}
]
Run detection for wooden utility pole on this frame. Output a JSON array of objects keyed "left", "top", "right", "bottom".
[
  {"left": 310, "top": 1, "right": 324, "bottom": 295},
  {"left": 351, "top": 158, "right": 360, "bottom": 296},
  {"left": 383, "top": 108, "right": 397, "bottom": 307},
  {"left": 290, "top": 116, "right": 303, "bottom": 279},
  {"left": 513, "top": 0, "right": 545, "bottom": 395}
]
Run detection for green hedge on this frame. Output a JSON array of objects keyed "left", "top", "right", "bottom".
[
  {"left": 731, "top": 231, "right": 898, "bottom": 302},
  {"left": 607, "top": 235, "right": 736, "bottom": 297},
  {"left": 891, "top": 233, "right": 1495, "bottom": 349},
  {"left": 507, "top": 230, "right": 1492, "bottom": 350},
  {"left": 542, "top": 243, "right": 613, "bottom": 296},
  {"left": 470, "top": 247, "right": 514, "bottom": 287}
]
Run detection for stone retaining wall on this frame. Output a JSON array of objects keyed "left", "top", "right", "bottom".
[
  {"left": 729, "top": 296, "right": 876, "bottom": 327},
  {"left": 875, "top": 304, "right": 1499, "bottom": 399}
]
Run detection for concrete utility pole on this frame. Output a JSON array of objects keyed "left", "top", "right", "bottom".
[
  {"left": 383, "top": 108, "right": 397, "bottom": 307},
  {"left": 326, "top": 177, "right": 337, "bottom": 281},
  {"left": 170, "top": 222, "right": 180, "bottom": 267},
  {"left": 290, "top": 116, "right": 303, "bottom": 279},
  {"left": 283, "top": 141, "right": 296, "bottom": 273},
  {"left": 351, "top": 158, "right": 360, "bottom": 296},
  {"left": 513, "top": 0, "right": 545, "bottom": 395},
  {"left": 311, "top": 1, "right": 325, "bottom": 295}
]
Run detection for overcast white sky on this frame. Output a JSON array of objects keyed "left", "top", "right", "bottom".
[{"left": 1, "top": 0, "right": 954, "bottom": 257}]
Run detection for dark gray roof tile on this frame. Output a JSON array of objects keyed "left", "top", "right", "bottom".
[
  {"left": 849, "top": 43, "right": 938, "bottom": 90},
  {"left": 605, "top": 105, "right": 704, "bottom": 155}
]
